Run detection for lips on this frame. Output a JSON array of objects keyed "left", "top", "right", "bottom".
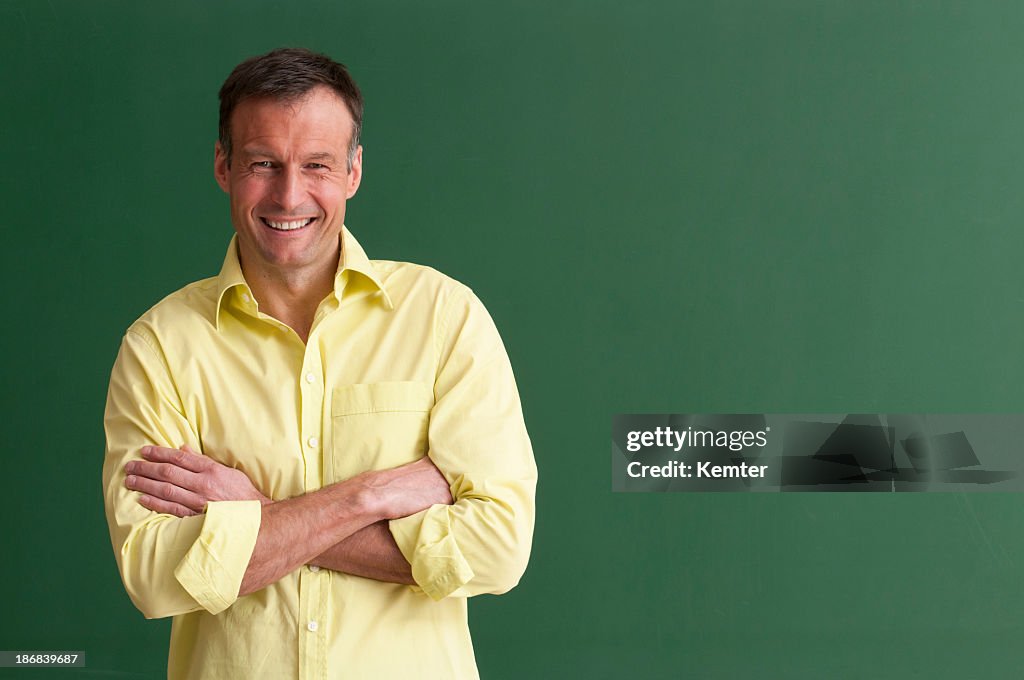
[{"left": 260, "top": 217, "right": 316, "bottom": 231}]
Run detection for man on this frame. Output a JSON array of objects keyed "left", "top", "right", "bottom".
[{"left": 102, "top": 47, "right": 536, "bottom": 680}]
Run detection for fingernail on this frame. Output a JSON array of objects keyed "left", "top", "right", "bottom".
[
  {"left": 125, "top": 463, "right": 134, "bottom": 473},
  {"left": 141, "top": 446, "right": 151, "bottom": 456},
  {"left": 125, "top": 475, "right": 135, "bottom": 486}
]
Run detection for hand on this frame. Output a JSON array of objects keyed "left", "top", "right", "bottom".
[
  {"left": 359, "top": 456, "right": 454, "bottom": 520},
  {"left": 124, "top": 445, "right": 270, "bottom": 517}
]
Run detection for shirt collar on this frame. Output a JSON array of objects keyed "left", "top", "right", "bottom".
[{"left": 214, "top": 226, "right": 394, "bottom": 330}]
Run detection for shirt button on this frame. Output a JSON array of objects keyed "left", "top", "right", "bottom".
[
  {"left": 309, "top": 565, "right": 321, "bottom": 573},
  {"left": 241, "top": 293, "right": 251, "bottom": 303},
  {"left": 305, "top": 372, "right": 316, "bottom": 384},
  {"left": 307, "top": 621, "right": 319, "bottom": 632},
  {"left": 307, "top": 436, "right": 319, "bottom": 448}
]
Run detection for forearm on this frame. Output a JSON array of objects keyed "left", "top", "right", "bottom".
[
  {"left": 310, "top": 522, "right": 414, "bottom": 585},
  {"left": 239, "top": 478, "right": 381, "bottom": 596},
  {"left": 239, "top": 457, "right": 448, "bottom": 595}
]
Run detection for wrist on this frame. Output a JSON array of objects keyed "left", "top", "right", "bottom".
[{"left": 339, "top": 472, "right": 392, "bottom": 523}]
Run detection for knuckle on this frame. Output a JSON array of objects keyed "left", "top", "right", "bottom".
[{"left": 195, "top": 477, "right": 213, "bottom": 497}]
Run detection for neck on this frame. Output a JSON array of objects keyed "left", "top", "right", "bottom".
[{"left": 240, "top": 250, "right": 340, "bottom": 343}]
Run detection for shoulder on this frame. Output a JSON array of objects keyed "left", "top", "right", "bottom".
[
  {"left": 371, "top": 259, "right": 476, "bottom": 310},
  {"left": 124, "top": 276, "right": 221, "bottom": 347},
  {"left": 371, "top": 260, "right": 507, "bottom": 356}
]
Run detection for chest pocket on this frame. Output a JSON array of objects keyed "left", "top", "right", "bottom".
[{"left": 330, "top": 381, "right": 434, "bottom": 481}]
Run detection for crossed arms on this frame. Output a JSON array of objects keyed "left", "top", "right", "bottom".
[{"left": 123, "top": 444, "right": 450, "bottom": 592}]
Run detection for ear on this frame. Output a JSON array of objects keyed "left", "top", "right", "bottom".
[
  {"left": 346, "top": 145, "right": 363, "bottom": 199},
  {"left": 214, "top": 141, "right": 230, "bottom": 193}
]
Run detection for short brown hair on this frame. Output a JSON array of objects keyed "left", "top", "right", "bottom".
[{"left": 218, "top": 47, "right": 363, "bottom": 168}]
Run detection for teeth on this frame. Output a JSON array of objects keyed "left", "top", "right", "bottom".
[{"left": 264, "top": 218, "right": 314, "bottom": 231}]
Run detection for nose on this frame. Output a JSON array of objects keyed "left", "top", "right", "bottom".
[{"left": 272, "top": 166, "right": 306, "bottom": 211}]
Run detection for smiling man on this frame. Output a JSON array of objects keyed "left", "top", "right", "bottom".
[{"left": 101, "top": 48, "right": 536, "bottom": 680}]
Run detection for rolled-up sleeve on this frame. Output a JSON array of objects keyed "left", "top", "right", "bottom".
[
  {"left": 102, "top": 329, "right": 261, "bottom": 618},
  {"left": 389, "top": 287, "right": 537, "bottom": 601}
]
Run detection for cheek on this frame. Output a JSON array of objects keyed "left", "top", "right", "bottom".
[
  {"left": 230, "top": 179, "right": 269, "bottom": 212},
  {"left": 312, "top": 185, "right": 349, "bottom": 213}
]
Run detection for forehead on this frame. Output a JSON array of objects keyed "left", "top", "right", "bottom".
[{"left": 231, "top": 86, "right": 353, "bottom": 155}]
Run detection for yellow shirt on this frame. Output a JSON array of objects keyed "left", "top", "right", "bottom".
[{"left": 102, "top": 228, "right": 537, "bottom": 680}]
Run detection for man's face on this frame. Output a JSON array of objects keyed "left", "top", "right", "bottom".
[{"left": 214, "top": 86, "right": 362, "bottom": 280}]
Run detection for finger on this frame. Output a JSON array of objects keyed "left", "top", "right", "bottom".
[
  {"left": 126, "top": 459, "right": 198, "bottom": 488},
  {"left": 125, "top": 475, "right": 207, "bottom": 514},
  {"left": 138, "top": 493, "right": 200, "bottom": 518},
  {"left": 141, "top": 445, "right": 209, "bottom": 473}
]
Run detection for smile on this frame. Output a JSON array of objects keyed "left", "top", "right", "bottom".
[{"left": 260, "top": 217, "right": 316, "bottom": 231}]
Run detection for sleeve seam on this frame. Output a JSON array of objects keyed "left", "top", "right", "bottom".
[
  {"left": 432, "top": 284, "right": 471, "bottom": 389},
  {"left": 125, "top": 328, "right": 191, "bottom": 428}
]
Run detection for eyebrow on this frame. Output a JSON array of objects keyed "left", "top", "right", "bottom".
[
  {"left": 306, "top": 152, "right": 338, "bottom": 163},
  {"left": 239, "top": 147, "right": 276, "bottom": 159},
  {"left": 240, "top": 148, "right": 338, "bottom": 163}
]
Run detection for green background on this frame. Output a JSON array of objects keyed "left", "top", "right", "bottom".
[{"left": 4, "top": 1, "right": 1024, "bottom": 677}]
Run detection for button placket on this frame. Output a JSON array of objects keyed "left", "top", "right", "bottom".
[{"left": 299, "top": 349, "right": 325, "bottom": 492}]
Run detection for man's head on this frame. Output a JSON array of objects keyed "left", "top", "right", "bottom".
[
  {"left": 214, "top": 48, "right": 364, "bottom": 282},
  {"left": 218, "top": 48, "right": 363, "bottom": 171}
]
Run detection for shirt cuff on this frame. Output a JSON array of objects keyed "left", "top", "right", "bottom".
[
  {"left": 389, "top": 505, "right": 475, "bottom": 601},
  {"left": 173, "top": 500, "right": 262, "bottom": 614}
]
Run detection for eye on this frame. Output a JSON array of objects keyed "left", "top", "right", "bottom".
[
  {"left": 306, "top": 163, "right": 327, "bottom": 170},
  {"left": 247, "top": 160, "right": 276, "bottom": 174}
]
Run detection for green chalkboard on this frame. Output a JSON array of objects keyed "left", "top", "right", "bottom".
[{"left": 3, "top": 1, "right": 1024, "bottom": 678}]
